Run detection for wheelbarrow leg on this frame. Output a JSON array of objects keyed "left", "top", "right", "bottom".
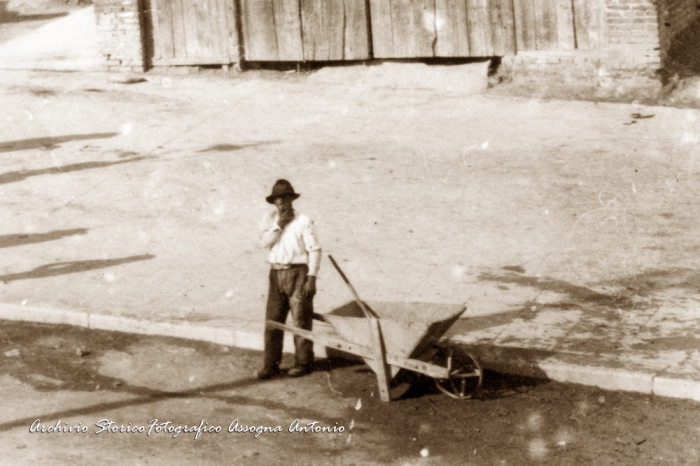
[{"left": 367, "top": 317, "right": 392, "bottom": 402}]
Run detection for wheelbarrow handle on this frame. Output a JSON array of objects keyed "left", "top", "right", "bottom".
[{"left": 328, "top": 255, "right": 377, "bottom": 319}]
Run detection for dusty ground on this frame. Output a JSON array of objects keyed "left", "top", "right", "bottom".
[
  {"left": 1, "top": 320, "right": 699, "bottom": 465},
  {"left": 1, "top": 68, "right": 700, "bottom": 327}
]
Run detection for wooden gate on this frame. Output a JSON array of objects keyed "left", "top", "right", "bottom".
[
  {"left": 240, "top": 0, "right": 371, "bottom": 61},
  {"left": 369, "top": 0, "right": 516, "bottom": 58},
  {"left": 146, "top": 0, "right": 605, "bottom": 65},
  {"left": 149, "top": 0, "right": 240, "bottom": 65}
]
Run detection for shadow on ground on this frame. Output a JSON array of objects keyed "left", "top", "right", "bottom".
[
  {"left": 478, "top": 265, "right": 700, "bottom": 313},
  {"left": 607, "top": 268, "right": 700, "bottom": 296},
  {"left": 0, "top": 228, "right": 87, "bottom": 248},
  {"left": 478, "top": 271, "right": 632, "bottom": 308},
  {"left": 0, "top": 133, "right": 119, "bottom": 153},
  {"left": 0, "top": 321, "right": 344, "bottom": 433},
  {"left": 0, "top": 254, "right": 155, "bottom": 283},
  {"left": 197, "top": 141, "right": 279, "bottom": 153},
  {"left": 0, "top": 156, "right": 150, "bottom": 185}
]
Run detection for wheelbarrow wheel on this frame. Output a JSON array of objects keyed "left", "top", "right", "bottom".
[{"left": 432, "top": 347, "right": 483, "bottom": 400}]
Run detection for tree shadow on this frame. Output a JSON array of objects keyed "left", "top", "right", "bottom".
[
  {"left": 0, "top": 228, "right": 88, "bottom": 248},
  {"left": 478, "top": 271, "right": 634, "bottom": 309},
  {"left": 481, "top": 267, "right": 700, "bottom": 309},
  {"left": 0, "top": 156, "right": 150, "bottom": 185},
  {"left": 445, "top": 309, "right": 530, "bottom": 337},
  {"left": 0, "top": 133, "right": 119, "bottom": 154},
  {"left": 605, "top": 267, "right": 700, "bottom": 296},
  {"left": 0, "top": 254, "right": 155, "bottom": 283}
]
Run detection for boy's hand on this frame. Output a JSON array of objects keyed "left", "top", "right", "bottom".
[
  {"left": 303, "top": 276, "right": 317, "bottom": 299},
  {"left": 277, "top": 211, "right": 294, "bottom": 229}
]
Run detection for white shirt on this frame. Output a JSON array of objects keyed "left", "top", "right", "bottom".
[{"left": 259, "top": 210, "right": 322, "bottom": 276}]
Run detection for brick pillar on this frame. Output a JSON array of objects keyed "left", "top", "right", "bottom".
[
  {"left": 603, "top": 0, "right": 662, "bottom": 75},
  {"left": 93, "top": 0, "right": 146, "bottom": 72}
]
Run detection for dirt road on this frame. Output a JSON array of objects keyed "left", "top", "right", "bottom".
[
  {"left": 1, "top": 320, "right": 699, "bottom": 465},
  {"left": 1, "top": 69, "right": 699, "bottom": 329}
]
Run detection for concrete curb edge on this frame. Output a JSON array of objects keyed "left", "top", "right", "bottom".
[{"left": 1, "top": 304, "right": 697, "bottom": 402}]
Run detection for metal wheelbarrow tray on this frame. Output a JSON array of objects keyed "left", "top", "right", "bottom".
[{"left": 266, "top": 300, "right": 483, "bottom": 402}]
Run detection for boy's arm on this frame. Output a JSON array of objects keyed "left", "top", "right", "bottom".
[{"left": 259, "top": 212, "right": 282, "bottom": 249}]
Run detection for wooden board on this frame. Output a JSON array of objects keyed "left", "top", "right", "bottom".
[
  {"left": 413, "top": 0, "right": 438, "bottom": 57},
  {"left": 532, "top": 0, "right": 558, "bottom": 49},
  {"left": 241, "top": 0, "right": 279, "bottom": 60},
  {"left": 368, "top": 0, "right": 434, "bottom": 58},
  {"left": 223, "top": 0, "right": 240, "bottom": 58},
  {"left": 244, "top": 0, "right": 368, "bottom": 61},
  {"left": 170, "top": 0, "right": 187, "bottom": 58},
  {"left": 151, "top": 0, "right": 173, "bottom": 60},
  {"left": 181, "top": 0, "right": 202, "bottom": 58},
  {"left": 369, "top": 0, "right": 515, "bottom": 57},
  {"left": 512, "top": 0, "right": 582, "bottom": 51},
  {"left": 369, "top": 0, "right": 395, "bottom": 57},
  {"left": 151, "top": 0, "right": 239, "bottom": 65},
  {"left": 573, "top": 0, "right": 604, "bottom": 49},
  {"left": 300, "top": 0, "right": 370, "bottom": 60},
  {"left": 434, "top": 0, "right": 470, "bottom": 57},
  {"left": 490, "top": 0, "right": 516, "bottom": 55},
  {"left": 272, "top": 0, "right": 304, "bottom": 60},
  {"left": 301, "top": 0, "right": 331, "bottom": 60},
  {"left": 556, "top": 0, "right": 575, "bottom": 49},
  {"left": 467, "top": 0, "right": 493, "bottom": 56},
  {"left": 391, "top": 0, "right": 419, "bottom": 57},
  {"left": 512, "top": 0, "right": 537, "bottom": 50},
  {"left": 343, "top": 0, "right": 371, "bottom": 59}
]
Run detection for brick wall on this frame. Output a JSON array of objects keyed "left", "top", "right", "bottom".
[
  {"left": 93, "top": 0, "right": 146, "bottom": 71},
  {"left": 505, "top": 0, "right": 663, "bottom": 80}
]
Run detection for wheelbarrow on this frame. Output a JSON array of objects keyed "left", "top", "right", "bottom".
[{"left": 265, "top": 256, "right": 483, "bottom": 402}]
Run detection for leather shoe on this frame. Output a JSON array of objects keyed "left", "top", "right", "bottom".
[
  {"left": 256, "top": 366, "right": 280, "bottom": 380},
  {"left": 287, "top": 365, "right": 311, "bottom": 377}
]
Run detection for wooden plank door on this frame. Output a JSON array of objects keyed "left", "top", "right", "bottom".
[
  {"left": 512, "top": 0, "right": 575, "bottom": 50},
  {"left": 241, "top": 0, "right": 370, "bottom": 61},
  {"left": 300, "top": 0, "right": 370, "bottom": 60},
  {"left": 240, "top": 0, "right": 303, "bottom": 61},
  {"left": 369, "top": 0, "right": 515, "bottom": 58},
  {"left": 434, "top": 0, "right": 471, "bottom": 56},
  {"left": 150, "top": 0, "right": 239, "bottom": 65},
  {"left": 572, "top": 0, "right": 605, "bottom": 49}
]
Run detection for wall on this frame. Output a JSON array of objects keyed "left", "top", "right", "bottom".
[
  {"left": 504, "top": 0, "right": 662, "bottom": 80},
  {"left": 605, "top": 0, "right": 661, "bottom": 73},
  {"left": 92, "top": 0, "right": 670, "bottom": 79},
  {"left": 93, "top": 0, "right": 146, "bottom": 71}
]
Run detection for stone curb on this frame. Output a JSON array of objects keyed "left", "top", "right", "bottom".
[
  {"left": 1, "top": 303, "right": 698, "bottom": 402},
  {"left": 0, "top": 303, "right": 329, "bottom": 358},
  {"left": 460, "top": 343, "right": 700, "bottom": 402}
]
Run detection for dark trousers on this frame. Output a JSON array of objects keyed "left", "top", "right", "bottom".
[{"left": 263, "top": 264, "right": 314, "bottom": 368}]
